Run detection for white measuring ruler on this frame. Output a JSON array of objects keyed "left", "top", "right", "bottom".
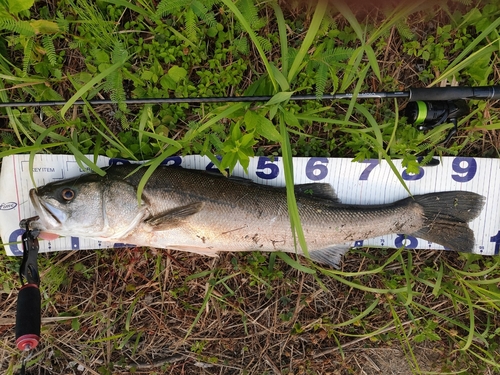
[{"left": 0, "top": 154, "right": 497, "bottom": 257}]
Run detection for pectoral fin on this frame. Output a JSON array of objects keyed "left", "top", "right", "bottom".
[{"left": 145, "top": 202, "right": 205, "bottom": 231}]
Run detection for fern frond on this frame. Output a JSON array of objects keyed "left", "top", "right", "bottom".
[
  {"left": 238, "top": 0, "right": 259, "bottom": 29},
  {"left": 119, "top": 113, "right": 129, "bottom": 130},
  {"left": 418, "top": 149, "right": 436, "bottom": 165},
  {"left": 233, "top": 37, "right": 248, "bottom": 55},
  {"left": 42, "top": 35, "right": 57, "bottom": 66},
  {"left": 23, "top": 37, "right": 34, "bottom": 73},
  {"left": 0, "top": 19, "right": 35, "bottom": 36},
  {"left": 72, "top": 0, "right": 118, "bottom": 49},
  {"left": 329, "top": 66, "right": 339, "bottom": 93},
  {"left": 256, "top": 36, "right": 271, "bottom": 52},
  {"left": 106, "top": 70, "right": 126, "bottom": 108},
  {"left": 185, "top": 8, "right": 198, "bottom": 42},
  {"left": 396, "top": 21, "right": 415, "bottom": 41},
  {"left": 56, "top": 11, "right": 69, "bottom": 32},
  {"left": 201, "top": 11, "right": 217, "bottom": 28},
  {"left": 71, "top": 38, "right": 87, "bottom": 49},
  {"left": 251, "top": 17, "right": 266, "bottom": 31},
  {"left": 192, "top": 0, "right": 216, "bottom": 27},
  {"left": 155, "top": 0, "right": 184, "bottom": 18},
  {"left": 315, "top": 62, "right": 328, "bottom": 99},
  {"left": 304, "top": 57, "right": 315, "bottom": 75},
  {"left": 111, "top": 41, "right": 128, "bottom": 64},
  {"left": 322, "top": 47, "right": 355, "bottom": 63}
]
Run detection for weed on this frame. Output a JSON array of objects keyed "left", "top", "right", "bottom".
[{"left": 1, "top": 0, "right": 500, "bottom": 374}]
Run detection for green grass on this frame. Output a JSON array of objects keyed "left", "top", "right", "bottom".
[{"left": 1, "top": 0, "right": 500, "bottom": 374}]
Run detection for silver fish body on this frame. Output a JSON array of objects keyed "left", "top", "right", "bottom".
[{"left": 29, "top": 165, "right": 485, "bottom": 267}]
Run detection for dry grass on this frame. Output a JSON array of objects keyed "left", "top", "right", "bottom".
[{"left": 1, "top": 246, "right": 496, "bottom": 374}]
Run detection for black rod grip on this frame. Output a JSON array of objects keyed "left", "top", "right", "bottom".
[
  {"left": 409, "top": 86, "right": 500, "bottom": 101},
  {"left": 15, "top": 284, "right": 41, "bottom": 351}
]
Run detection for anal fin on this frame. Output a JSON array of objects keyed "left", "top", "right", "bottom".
[
  {"left": 168, "top": 245, "right": 219, "bottom": 257},
  {"left": 308, "top": 245, "right": 351, "bottom": 269}
]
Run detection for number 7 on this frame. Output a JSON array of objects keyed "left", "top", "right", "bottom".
[{"left": 359, "top": 159, "right": 379, "bottom": 180}]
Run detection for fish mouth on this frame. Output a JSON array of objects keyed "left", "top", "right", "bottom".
[{"left": 29, "top": 189, "right": 65, "bottom": 228}]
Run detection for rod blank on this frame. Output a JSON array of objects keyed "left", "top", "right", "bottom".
[{"left": 0, "top": 86, "right": 497, "bottom": 108}]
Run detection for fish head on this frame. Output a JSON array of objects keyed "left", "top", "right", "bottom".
[{"left": 29, "top": 172, "right": 145, "bottom": 239}]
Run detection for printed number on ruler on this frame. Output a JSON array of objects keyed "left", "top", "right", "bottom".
[
  {"left": 306, "top": 158, "right": 328, "bottom": 181},
  {"left": 256, "top": 157, "right": 279, "bottom": 179},
  {"left": 109, "top": 158, "right": 132, "bottom": 165},
  {"left": 490, "top": 231, "right": 500, "bottom": 255},
  {"left": 206, "top": 155, "right": 220, "bottom": 172},
  {"left": 452, "top": 157, "right": 476, "bottom": 182},
  {"left": 161, "top": 156, "right": 182, "bottom": 167},
  {"left": 402, "top": 165, "right": 424, "bottom": 181},
  {"left": 395, "top": 234, "right": 419, "bottom": 249},
  {"left": 359, "top": 159, "right": 379, "bottom": 180},
  {"left": 358, "top": 157, "right": 477, "bottom": 182}
]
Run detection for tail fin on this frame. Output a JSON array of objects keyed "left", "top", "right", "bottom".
[{"left": 411, "top": 191, "right": 485, "bottom": 252}]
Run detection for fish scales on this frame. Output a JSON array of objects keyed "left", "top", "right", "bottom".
[
  {"left": 112, "top": 167, "right": 423, "bottom": 250},
  {"left": 29, "top": 165, "right": 485, "bottom": 267}
]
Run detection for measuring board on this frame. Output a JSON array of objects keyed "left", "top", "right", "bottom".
[{"left": 0, "top": 154, "right": 498, "bottom": 257}]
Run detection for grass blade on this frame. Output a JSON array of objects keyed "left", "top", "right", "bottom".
[
  {"left": 271, "top": 1, "right": 289, "bottom": 77},
  {"left": 287, "top": 0, "right": 328, "bottom": 83},
  {"left": 61, "top": 59, "right": 126, "bottom": 117}
]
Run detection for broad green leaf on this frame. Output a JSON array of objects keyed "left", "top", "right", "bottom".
[
  {"left": 9, "top": 0, "right": 34, "bottom": 13},
  {"left": 30, "top": 20, "right": 60, "bottom": 34},
  {"left": 244, "top": 110, "right": 282, "bottom": 142},
  {"left": 269, "top": 62, "right": 289, "bottom": 91},
  {"left": 160, "top": 75, "right": 176, "bottom": 90},
  {"left": 266, "top": 91, "right": 293, "bottom": 106},
  {"left": 282, "top": 110, "right": 302, "bottom": 129},
  {"left": 141, "top": 71, "right": 154, "bottom": 80},
  {"left": 167, "top": 65, "right": 187, "bottom": 83}
]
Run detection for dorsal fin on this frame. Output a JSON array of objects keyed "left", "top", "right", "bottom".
[{"left": 294, "top": 183, "right": 339, "bottom": 202}]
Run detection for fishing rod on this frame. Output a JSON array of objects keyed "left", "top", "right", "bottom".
[
  {"left": 3, "top": 85, "right": 500, "bottom": 142},
  {"left": 1, "top": 85, "right": 499, "bottom": 108}
]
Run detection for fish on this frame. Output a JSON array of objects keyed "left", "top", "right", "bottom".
[{"left": 29, "top": 165, "right": 485, "bottom": 268}]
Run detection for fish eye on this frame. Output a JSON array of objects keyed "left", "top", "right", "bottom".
[{"left": 61, "top": 188, "right": 75, "bottom": 201}]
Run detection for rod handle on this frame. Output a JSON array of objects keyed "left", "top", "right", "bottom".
[
  {"left": 15, "top": 284, "right": 41, "bottom": 351},
  {"left": 409, "top": 86, "right": 500, "bottom": 101}
]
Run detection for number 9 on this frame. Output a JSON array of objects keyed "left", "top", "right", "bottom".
[{"left": 452, "top": 157, "right": 477, "bottom": 182}]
